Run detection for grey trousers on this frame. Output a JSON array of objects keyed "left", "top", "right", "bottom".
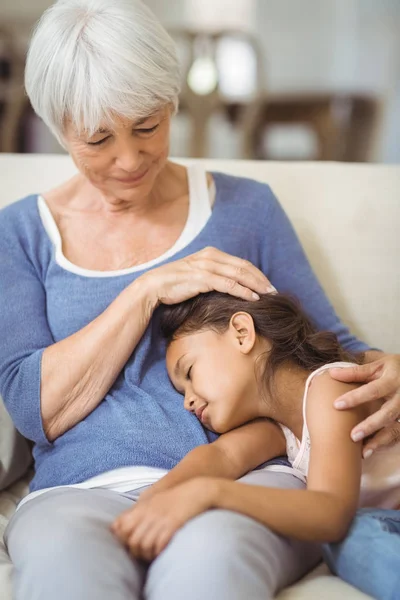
[{"left": 5, "top": 470, "right": 320, "bottom": 600}]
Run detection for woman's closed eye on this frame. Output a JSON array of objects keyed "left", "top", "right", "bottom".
[
  {"left": 86, "top": 124, "right": 159, "bottom": 146},
  {"left": 136, "top": 124, "right": 159, "bottom": 136},
  {"left": 87, "top": 137, "right": 110, "bottom": 146}
]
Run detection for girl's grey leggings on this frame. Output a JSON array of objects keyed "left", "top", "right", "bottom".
[{"left": 5, "top": 469, "right": 320, "bottom": 600}]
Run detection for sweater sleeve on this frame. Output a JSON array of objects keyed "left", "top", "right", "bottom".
[
  {"left": 262, "top": 189, "right": 370, "bottom": 353},
  {"left": 0, "top": 210, "right": 53, "bottom": 445}
]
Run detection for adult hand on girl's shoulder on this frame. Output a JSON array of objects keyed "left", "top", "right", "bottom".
[
  {"left": 111, "top": 477, "right": 219, "bottom": 561},
  {"left": 330, "top": 354, "right": 400, "bottom": 456}
]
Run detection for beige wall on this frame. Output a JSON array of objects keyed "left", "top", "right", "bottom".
[{"left": 1, "top": 0, "right": 52, "bottom": 20}]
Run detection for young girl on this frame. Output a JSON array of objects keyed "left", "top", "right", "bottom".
[{"left": 113, "top": 292, "right": 400, "bottom": 600}]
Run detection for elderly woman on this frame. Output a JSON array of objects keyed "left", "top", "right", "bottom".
[{"left": 1, "top": 1, "right": 399, "bottom": 599}]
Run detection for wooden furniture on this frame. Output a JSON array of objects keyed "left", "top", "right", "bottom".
[
  {"left": 228, "top": 93, "right": 381, "bottom": 162},
  {"left": 172, "top": 28, "right": 264, "bottom": 158},
  {"left": 0, "top": 22, "right": 31, "bottom": 153}
]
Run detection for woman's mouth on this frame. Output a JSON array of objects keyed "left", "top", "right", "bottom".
[{"left": 114, "top": 167, "right": 149, "bottom": 185}]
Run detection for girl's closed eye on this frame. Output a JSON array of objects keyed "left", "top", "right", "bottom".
[{"left": 186, "top": 366, "right": 193, "bottom": 381}]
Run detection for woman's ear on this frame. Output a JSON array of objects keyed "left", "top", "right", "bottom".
[{"left": 229, "top": 312, "right": 256, "bottom": 354}]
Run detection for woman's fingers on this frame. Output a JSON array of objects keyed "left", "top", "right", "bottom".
[
  {"left": 194, "top": 258, "right": 272, "bottom": 297},
  {"left": 362, "top": 422, "right": 400, "bottom": 458},
  {"left": 194, "top": 248, "right": 274, "bottom": 294},
  {"left": 333, "top": 379, "right": 390, "bottom": 411},
  {"left": 331, "top": 355, "right": 400, "bottom": 447},
  {"left": 149, "top": 246, "right": 276, "bottom": 305},
  {"left": 205, "top": 273, "right": 260, "bottom": 301},
  {"left": 350, "top": 396, "right": 400, "bottom": 442},
  {"left": 330, "top": 362, "right": 380, "bottom": 390}
]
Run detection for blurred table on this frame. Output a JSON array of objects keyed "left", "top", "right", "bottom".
[
  {"left": 226, "top": 93, "right": 381, "bottom": 162},
  {"left": 0, "top": 20, "right": 33, "bottom": 153}
]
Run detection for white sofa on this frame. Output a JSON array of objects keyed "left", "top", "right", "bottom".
[{"left": 1, "top": 154, "right": 399, "bottom": 599}]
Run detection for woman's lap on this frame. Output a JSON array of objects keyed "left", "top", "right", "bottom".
[
  {"left": 5, "top": 487, "right": 145, "bottom": 600},
  {"left": 5, "top": 472, "right": 320, "bottom": 600}
]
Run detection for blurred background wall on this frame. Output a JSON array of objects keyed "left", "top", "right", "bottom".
[{"left": 1, "top": 0, "right": 399, "bottom": 162}]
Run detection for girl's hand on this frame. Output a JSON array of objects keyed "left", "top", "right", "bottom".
[
  {"left": 111, "top": 477, "right": 218, "bottom": 561},
  {"left": 140, "top": 247, "right": 275, "bottom": 306},
  {"left": 330, "top": 354, "right": 400, "bottom": 457}
]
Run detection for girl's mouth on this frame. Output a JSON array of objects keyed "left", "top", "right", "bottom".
[{"left": 195, "top": 405, "right": 207, "bottom": 423}]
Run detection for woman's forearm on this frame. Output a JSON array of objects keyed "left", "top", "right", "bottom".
[
  {"left": 211, "top": 480, "right": 354, "bottom": 543},
  {"left": 41, "top": 277, "right": 157, "bottom": 441}
]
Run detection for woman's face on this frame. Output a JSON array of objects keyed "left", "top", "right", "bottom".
[
  {"left": 166, "top": 323, "right": 264, "bottom": 434},
  {"left": 63, "top": 106, "right": 172, "bottom": 202}
]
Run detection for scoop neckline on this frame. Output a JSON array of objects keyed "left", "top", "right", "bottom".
[{"left": 37, "top": 165, "right": 219, "bottom": 279}]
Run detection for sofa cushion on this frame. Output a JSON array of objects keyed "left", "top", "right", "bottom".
[
  {"left": 0, "top": 474, "right": 30, "bottom": 598},
  {"left": 0, "top": 398, "right": 32, "bottom": 491},
  {"left": 276, "top": 563, "right": 372, "bottom": 599}
]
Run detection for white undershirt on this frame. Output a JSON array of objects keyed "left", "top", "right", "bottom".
[
  {"left": 37, "top": 162, "right": 216, "bottom": 277},
  {"left": 20, "top": 164, "right": 297, "bottom": 509}
]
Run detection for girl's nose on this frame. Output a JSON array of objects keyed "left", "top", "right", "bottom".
[{"left": 184, "top": 393, "right": 195, "bottom": 412}]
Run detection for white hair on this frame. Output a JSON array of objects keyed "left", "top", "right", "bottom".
[{"left": 25, "top": 0, "right": 181, "bottom": 142}]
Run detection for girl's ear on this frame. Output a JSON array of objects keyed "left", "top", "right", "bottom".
[{"left": 229, "top": 312, "right": 257, "bottom": 354}]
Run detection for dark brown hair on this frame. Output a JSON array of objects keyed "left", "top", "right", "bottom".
[{"left": 159, "top": 292, "right": 363, "bottom": 391}]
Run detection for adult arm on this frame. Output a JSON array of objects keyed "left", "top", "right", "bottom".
[
  {"left": 0, "top": 214, "right": 271, "bottom": 443},
  {"left": 0, "top": 233, "right": 158, "bottom": 443}
]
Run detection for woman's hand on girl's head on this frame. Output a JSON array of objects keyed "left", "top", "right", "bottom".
[
  {"left": 111, "top": 477, "right": 219, "bottom": 562},
  {"left": 140, "top": 246, "right": 275, "bottom": 307},
  {"left": 330, "top": 354, "right": 400, "bottom": 456}
]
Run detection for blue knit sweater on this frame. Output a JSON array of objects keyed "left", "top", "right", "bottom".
[{"left": 0, "top": 172, "right": 370, "bottom": 491}]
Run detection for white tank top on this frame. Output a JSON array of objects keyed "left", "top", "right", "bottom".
[
  {"left": 280, "top": 362, "right": 400, "bottom": 509},
  {"left": 37, "top": 162, "right": 216, "bottom": 277}
]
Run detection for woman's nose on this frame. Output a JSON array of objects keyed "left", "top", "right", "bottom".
[{"left": 114, "top": 140, "right": 142, "bottom": 172}]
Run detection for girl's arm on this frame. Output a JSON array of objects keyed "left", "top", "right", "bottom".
[
  {"left": 113, "top": 376, "right": 363, "bottom": 560},
  {"left": 210, "top": 375, "right": 363, "bottom": 542},
  {"left": 113, "top": 418, "right": 285, "bottom": 558},
  {"left": 139, "top": 418, "right": 286, "bottom": 501}
]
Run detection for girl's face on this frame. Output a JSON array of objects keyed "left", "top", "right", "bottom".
[{"left": 166, "top": 314, "right": 268, "bottom": 434}]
